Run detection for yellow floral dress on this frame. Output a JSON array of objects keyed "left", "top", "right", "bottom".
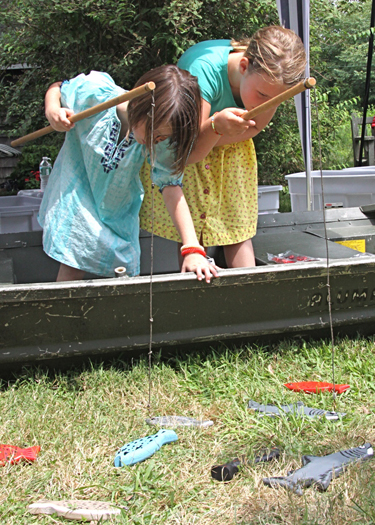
[{"left": 139, "top": 138, "right": 257, "bottom": 247}]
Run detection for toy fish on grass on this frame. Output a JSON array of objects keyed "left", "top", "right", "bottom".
[
  {"left": 211, "top": 448, "right": 281, "bottom": 482},
  {"left": 284, "top": 381, "right": 350, "bottom": 394},
  {"left": 263, "top": 443, "right": 373, "bottom": 496},
  {"left": 0, "top": 444, "right": 40, "bottom": 466},
  {"left": 28, "top": 500, "right": 123, "bottom": 521},
  {"left": 145, "top": 416, "right": 214, "bottom": 428},
  {"left": 114, "top": 429, "right": 178, "bottom": 467},
  {"left": 248, "top": 400, "right": 345, "bottom": 420}
]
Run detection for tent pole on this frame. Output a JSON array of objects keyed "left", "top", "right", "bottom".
[{"left": 358, "top": 0, "right": 375, "bottom": 167}]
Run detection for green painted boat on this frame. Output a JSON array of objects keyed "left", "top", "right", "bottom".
[{"left": 1, "top": 205, "right": 375, "bottom": 367}]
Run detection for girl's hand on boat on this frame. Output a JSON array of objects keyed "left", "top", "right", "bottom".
[
  {"left": 213, "top": 108, "right": 255, "bottom": 137},
  {"left": 46, "top": 108, "right": 75, "bottom": 132},
  {"left": 181, "top": 254, "right": 220, "bottom": 283}
]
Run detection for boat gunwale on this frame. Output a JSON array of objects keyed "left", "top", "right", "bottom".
[{"left": 1, "top": 255, "right": 375, "bottom": 302}]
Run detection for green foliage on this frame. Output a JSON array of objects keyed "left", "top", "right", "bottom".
[
  {"left": 255, "top": 100, "right": 305, "bottom": 184},
  {"left": 9, "top": 140, "right": 62, "bottom": 190},
  {"left": 279, "top": 186, "right": 292, "bottom": 212},
  {"left": 310, "top": 0, "right": 374, "bottom": 107},
  {"left": 0, "top": 0, "right": 205, "bottom": 136},
  {"left": 0, "top": 0, "right": 374, "bottom": 186},
  {"left": 311, "top": 87, "right": 360, "bottom": 170},
  {"left": 0, "top": 0, "right": 277, "bottom": 138},
  {"left": 256, "top": 86, "right": 363, "bottom": 183},
  {"left": 199, "top": 0, "right": 277, "bottom": 41}
]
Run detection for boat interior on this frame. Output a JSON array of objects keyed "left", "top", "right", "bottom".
[{"left": 1, "top": 205, "right": 375, "bottom": 286}]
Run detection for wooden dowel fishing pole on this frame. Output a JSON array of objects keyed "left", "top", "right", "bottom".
[
  {"left": 11, "top": 81, "right": 156, "bottom": 147},
  {"left": 242, "top": 77, "right": 316, "bottom": 121}
]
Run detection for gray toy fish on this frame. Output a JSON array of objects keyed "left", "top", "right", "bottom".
[
  {"left": 248, "top": 400, "right": 346, "bottom": 420},
  {"left": 263, "top": 443, "right": 373, "bottom": 495},
  {"left": 145, "top": 416, "right": 214, "bottom": 428}
]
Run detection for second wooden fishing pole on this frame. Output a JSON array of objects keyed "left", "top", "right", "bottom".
[{"left": 242, "top": 77, "right": 316, "bottom": 121}]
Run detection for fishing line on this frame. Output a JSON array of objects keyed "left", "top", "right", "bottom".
[
  {"left": 312, "top": 86, "right": 337, "bottom": 409},
  {"left": 147, "top": 89, "right": 155, "bottom": 414}
]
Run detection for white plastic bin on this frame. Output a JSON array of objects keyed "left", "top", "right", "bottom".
[
  {"left": 0, "top": 195, "right": 43, "bottom": 233},
  {"left": 341, "top": 166, "right": 375, "bottom": 173},
  {"left": 285, "top": 168, "right": 375, "bottom": 211},
  {"left": 17, "top": 189, "right": 44, "bottom": 199},
  {"left": 258, "top": 185, "right": 282, "bottom": 214}
]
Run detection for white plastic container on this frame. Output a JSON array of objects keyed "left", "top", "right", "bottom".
[
  {"left": 258, "top": 185, "right": 283, "bottom": 214},
  {"left": 285, "top": 168, "right": 375, "bottom": 211},
  {"left": 341, "top": 166, "right": 375, "bottom": 173},
  {"left": 17, "top": 189, "right": 44, "bottom": 199},
  {"left": 0, "top": 195, "right": 43, "bottom": 233}
]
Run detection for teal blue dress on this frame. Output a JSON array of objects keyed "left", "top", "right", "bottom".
[{"left": 38, "top": 71, "right": 182, "bottom": 277}]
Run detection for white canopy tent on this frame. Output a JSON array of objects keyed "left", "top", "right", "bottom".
[{"left": 276, "top": 0, "right": 313, "bottom": 210}]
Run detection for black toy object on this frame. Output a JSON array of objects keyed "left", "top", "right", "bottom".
[
  {"left": 248, "top": 400, "right": 345, "bottom": 420},
  {"left": 263, "top": 443, "right": 373, "bottom": 495},
  {"left": 211, "top": 448, "right": 281, "bottom": 482}
]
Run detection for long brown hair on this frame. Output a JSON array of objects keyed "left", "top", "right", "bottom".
[
  {"left": 231, "top": 26, "right": 306, "bottom": 86},
  {"left": 128, "top": 65, "right": 201, "bottom": 175}
]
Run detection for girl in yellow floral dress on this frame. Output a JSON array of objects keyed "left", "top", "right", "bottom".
[{"left": 140, "top": 26, "right": 306, "bottom": 268}]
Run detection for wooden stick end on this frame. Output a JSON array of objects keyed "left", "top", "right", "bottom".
[
  {"left": 146, "top": 81, "right": 156, "bottom": 92},
  {"left": 305, "top": 77, "right": 316, "bottom": 89}
]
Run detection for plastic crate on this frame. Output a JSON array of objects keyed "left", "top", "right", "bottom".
[
  {"left": 0, "top": 195, "right": 43, "bottom": 233},
  {"left": 17, "top": 189, "right": 44, "bottom": 199},
  {"left": 258, "top": 185, "right": 282, "bottom": 214},
  {"left": 285, "top": 168, "right": 375, "bottom": 211}
]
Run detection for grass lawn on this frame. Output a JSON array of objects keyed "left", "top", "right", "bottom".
[{"left": 1, "top": 337, "right": 375, "bottom": 524}]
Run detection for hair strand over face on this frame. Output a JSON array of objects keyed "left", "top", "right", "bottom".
[{"left": 128, "top": 65, "right": 201, "bottom": 175}]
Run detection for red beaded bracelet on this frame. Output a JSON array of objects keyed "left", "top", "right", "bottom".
[{"left": 181, "top": 247, "right": 207, "bottom": 258}]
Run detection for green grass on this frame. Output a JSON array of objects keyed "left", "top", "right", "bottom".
[{"left": 1, "top": 338, "right": 375, "bottom": 524}]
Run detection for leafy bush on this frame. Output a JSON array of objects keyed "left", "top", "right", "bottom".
[
  {"left": 311, "top": 88, "right": 360, "bottom": 170},
  {"left": 0, "top": 0, "right": 372, "bottom": 188},
  {"left": 0, "top": 0, "right": 277, "bottom": 137},
  {"left": 8, "top": 140, "right": 62, "bottom": 191},
  {"left": 255, "top": 99, "right": 304, "bottom": 184}
]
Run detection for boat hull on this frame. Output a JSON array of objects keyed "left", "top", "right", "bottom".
[
  {"left": 1, "top": 207, "right": 375, "bottom": 366},
  {"left": 1, "top": 258, "right": 375, "bottom": 365}
]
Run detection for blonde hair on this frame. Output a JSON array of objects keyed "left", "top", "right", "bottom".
[{"left": 231, "top": 26, "right": 306, "bottom": 86}]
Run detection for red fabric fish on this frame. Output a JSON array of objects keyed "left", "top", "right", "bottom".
[
  {"left": 0, "top": 445, "right": 41, "bottom": 466},
  {"left": 284, "top": 382, "right": 350, "bottom": 394}
]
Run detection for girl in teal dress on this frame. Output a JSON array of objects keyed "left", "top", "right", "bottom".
[{"left": 39, "top": 66, "right": 218, "bottom": 282}]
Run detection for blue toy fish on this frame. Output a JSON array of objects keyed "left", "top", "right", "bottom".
[
  {"left": 263, "top": 443, "right": 373, "bottom": 495},
  {"left": 114, "top": 429, "right": 178, "bottom": 467}
]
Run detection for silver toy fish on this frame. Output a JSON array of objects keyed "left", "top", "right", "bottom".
[
  {"left": 248, "top": 400, "right": 346, "bottom": 420},
  {"left": 145, "top": 416, "right": 213, "bottom": 428}
]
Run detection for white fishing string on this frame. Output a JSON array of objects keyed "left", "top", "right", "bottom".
[
  {"left": 312, "top": 86, "right": 336, "bottom": 408},
  {"left": 148, "top": 89, "right": 155, "bottom": 413}
]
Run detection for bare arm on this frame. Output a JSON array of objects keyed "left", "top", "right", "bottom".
[
  {"left": 45, "top": 82, "right": 75, "bottom": 132},
  {"left": 187, "top": 98, "right": 277, "bottom": 164},
  {"left": 161, "top": 185, "right": 219, "bottom": 283}
]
